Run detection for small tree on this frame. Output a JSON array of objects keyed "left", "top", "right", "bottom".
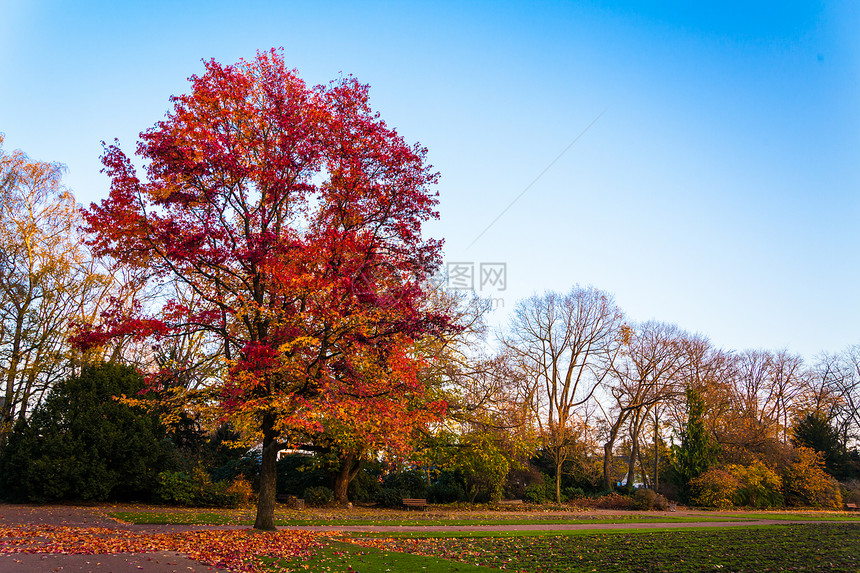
[{"left": 672, "top": 387, "right": 718, "bottom": 501}]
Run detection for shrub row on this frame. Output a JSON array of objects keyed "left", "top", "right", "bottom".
[
  {"left": 690, "top": 450, "right": 843, "bottom": 510},
  {"left": 157, "top": 468, "right": 253, "bottom": 507}
]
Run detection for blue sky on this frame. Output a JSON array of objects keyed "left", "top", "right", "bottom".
[{"left": 1, "top": 1, "right": 858, "bottom": 360}]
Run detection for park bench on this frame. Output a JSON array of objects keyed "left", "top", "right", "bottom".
[
  {"left": 402, "top": 498, "right": 428, "bottom": 510},
  {"left": 497, "top": 499, "right": 523, "bottom": 506},
  {"left": 846, "top": 503, "right": 858, "bottom": 511}
]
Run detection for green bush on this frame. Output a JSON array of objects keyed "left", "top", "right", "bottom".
[
  {"left": 374, "top": 487, "right": 407, "bottom": 508},
  {"left": 427, "top": 482, "right": 465, "bottom": 504},
  {"left": 348, "top": 463, "right": 383, "bottom": 503},
  {"left": 304, "top": 486, "right": 335, "bottom": 507},
  {"left": 632, "top": 488, "right": 657, "bottom": 510},
  {"left": 157, "top": 471, "right": 197, "bottom": 505},
  {"left": 382, "top": 469, "right": 427, "bottom": 498},
  {"left": 273, "top": 454, "right": 325, "bottom": 498},
  {"left": 156, "top": 467, "right": 242, "bottom": 507},
  {"left": 0, "top": 363, "right": 173, "bottom": 503},
  {"left": 563, "top": 486, "right": 585, "bottom": 500},
  {"left": 523, "top": 482, "right": 547, "bottom": 504}
]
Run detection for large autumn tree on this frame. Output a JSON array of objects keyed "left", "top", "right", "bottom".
[{"left": 82, "top": 50, "right": 450, "bottom": 530}]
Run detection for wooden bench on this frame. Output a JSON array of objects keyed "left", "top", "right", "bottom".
[
  {"left": 846, "top": 503, "right": 859, "bottom": 511},
  {"left": 497, "top": 499, "right": 523, "bottom": 506},
  {"left": 402, "top": 498, "right": 428, "bottom": 510}
]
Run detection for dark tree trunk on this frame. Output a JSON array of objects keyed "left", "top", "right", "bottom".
[
  {"left": 603, "top": 410, "right": 630, "bottom": 490},
  {"left": 603, "top": 440, "right": 614, "bottom": 491},
  {"left": 626, "top": 412, "right": 641, "bottom": 487},
  {"left": 555, "top": 454, "right": 563, "bottom": 503},
  {"left": 333, "top": 450, "right": 362, "bottom": 505},
  {"left": 254, "top": 413, "right": 279, "bottom": 531},
  {"left": 653, "top": 409, "right": 660, "bottom": 491}
]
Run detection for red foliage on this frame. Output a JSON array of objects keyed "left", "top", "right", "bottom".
[
  {"left": 82, "top": 49, "right": 453, "bottom": 528},
  {"left": 0, "top": 525, "right": 327, "bottom": 572}
]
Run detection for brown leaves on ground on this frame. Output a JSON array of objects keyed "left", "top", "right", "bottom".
[{"left": 0, "top": 525, "right": 329, "bottom": 572}]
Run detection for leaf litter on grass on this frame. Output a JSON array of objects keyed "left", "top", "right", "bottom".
[{"left": 0, "top": 524, "right": 331, "bottom": 572}]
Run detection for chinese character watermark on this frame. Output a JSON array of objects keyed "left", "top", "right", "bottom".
[
  {"left": 440, "top": 261, "right": 507, "bottom": 309},
  {"left": 479, "top": 262, "right": 506, "bottom": 292},
  {"left": 446, "top": 262, "right": 474, "bottom": 291}
]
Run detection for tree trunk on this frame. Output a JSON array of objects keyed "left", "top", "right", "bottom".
[
  {"left": 333, "top": 450, "right": 362, "bottom": 505},
  {"left": 627, "top": 439, "right": 639, "bottom": 487},
  {"left": 603, "top": 410, "right": 630, "bottom": 490},
  {"left": 603, "top": 439, "right": 616, "bottom": 491},
  {"left": 626, "top": 414, "right": 640, "bottom": 488},
  {"left": 653, "top": 410, "right": 660, "bottom": 491},
  {"left": 555, "top": 456, "right": 563, "bottom": 503},
  {"left": 254, "top": 413, "right": 278, "bottom": 531},
  {"left": 637, "top": 446, "right": 650, "bottom": 489}
]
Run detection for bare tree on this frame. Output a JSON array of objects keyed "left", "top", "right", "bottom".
[
  {"left": 812, "top": 346, "right": 860, "bottom": 448},
  {"left": 713, "top": 349, "right": 806, "bottom": 465},
  {"left": 504, "top": 286, "right": 624, "bottom": 502},
  {"left": 601, "top": 321, "right": 686, "bottom": 490}
]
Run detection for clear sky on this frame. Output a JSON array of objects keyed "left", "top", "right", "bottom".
[{"left": 1, "top": 1, "right": 858, "bottom": 360}]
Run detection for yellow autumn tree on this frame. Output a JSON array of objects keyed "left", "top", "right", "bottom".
[{"left": 0, "top": 135, "right": 112, "bottom": 448}]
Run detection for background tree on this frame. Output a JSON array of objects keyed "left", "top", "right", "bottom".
[
  {"left": 672, "top": 386, "right": 718, "bottom": 501},
  {"left": 504, "top": 286, "right": 624, "bottom": 502},
  {"left": 603, "top": 321, "right": 685, "bottom": 491},
  {"left": 719, "top": 350, "right": 806, "bottom": 466},
  {"left": 0, "top": 135, "right": 110, "bottom": 450},
  {"left": 792, "top": 412, "right": 849, "bottom": 480},
  {"left": 0, "top": 362, "right": 172, "bottom": 502},
  {"left": 813, "top": 346, "right": 860, "bottom": 450},
  {"left": 81, "top": 50, "right": 449, "bottom": 530}
]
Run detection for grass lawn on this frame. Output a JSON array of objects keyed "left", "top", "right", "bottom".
[
  {"left": 337, "top": 523, "right": 860, "bottom": 572},
  {"left": 107, "top": 509, "right": 750, "bottom": 527},
  {"left": 261, "top": 539, "right": 499, "bottom": 572},
  {"left": 719, "top": 511, "right": 860, "bottom": 521}
]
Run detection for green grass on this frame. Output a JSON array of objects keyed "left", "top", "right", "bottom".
[
  {"left": 261, "top": 539, "right": 498, "bottom": 572},
  {"left": 346, "top": 523, "right": 860, "bottom": 572},
  {"left": 108, "top": 511, "right": 747, "bottom": 527},
  {"left": 349, "top": 524, "right": 786, "bottom": 539},
  {"left": 724, "top": 511, "right": 860, "bottom": 521}
]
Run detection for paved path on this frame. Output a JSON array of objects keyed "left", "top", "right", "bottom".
[
  {"left": 0, "top": 551, "right": 225, "bottom": 573},
  {"left": 0, "top": 506, "right": 230, "bottom": 573}
]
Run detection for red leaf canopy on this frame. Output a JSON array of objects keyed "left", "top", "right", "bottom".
[{"left": 83, "top": 49, "right": 451, "bottom": 436}]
